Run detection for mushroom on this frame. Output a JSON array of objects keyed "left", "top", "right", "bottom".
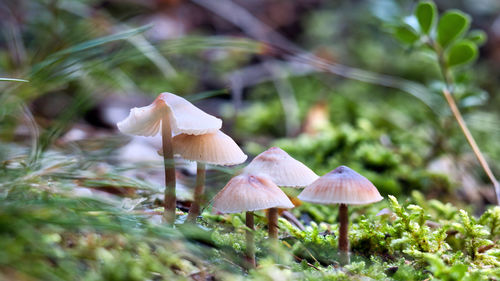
[
  {"left": 117, "top": 92, "right": 222, "bottom": 224},
  {"left": 212, "top": 173, "right": 294, "bottom": 268},
  {"left": 169, "top": 130, "right": 247, "bottom": 222},
  {"left": 297, "top": 165, "right": 383, "bottom": 265},
  {"left": 244, "top": 147, "right": 318, "bottom": 239}
]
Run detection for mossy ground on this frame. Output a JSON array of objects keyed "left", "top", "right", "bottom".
[
  {"left": 2, "top": 0, "right": 500, "bottom": 280},
  {"left": 0, "top": 140, "right": 498, "bottom": 281}
]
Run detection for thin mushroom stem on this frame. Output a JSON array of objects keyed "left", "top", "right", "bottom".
[
  {"left": 187, "top": 162, "right": 206, "bottom": 222},
  {"left": 245, "top": 211, "right": 256, "bottom": 269},
  {"left": 338, "top": 203, "right": 349, "bottom": 265},
  {"left": 162, "top": 115, "right": 176, "bottom": 224},
  {"left": 268, "top": 208, "right": 279, "bottom": 239}
]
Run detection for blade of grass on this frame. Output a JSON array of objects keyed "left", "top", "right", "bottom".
[
  {"left": 119, "top": 25, "right": 177, "bottom": 77},
  {"left": 185, "top": 89, "right": 229, "bottom": 102},
  {"left": 0, "top": 78, "right": 29, "bottom": 82},
  {"left": 31, "top": 25, "right": 152, "bottom": 75}
]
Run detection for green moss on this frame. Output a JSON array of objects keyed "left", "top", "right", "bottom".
[
  {"left": 1, "top": 152, "right": 499, "bottom": 280},
  {"left": 267, "top": 123, "right": 452, "bottom": 196}
]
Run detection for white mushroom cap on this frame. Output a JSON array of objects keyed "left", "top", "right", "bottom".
[
  {"left": 243, "top": 147, "right": 318, "bottom": 188},
  {"left": 298, "top": 165, "right": 383, "bottom": 205},
  {"left": 117, "top": 102, "right": 162, "bottom": 136},
  {"left": 117, "top": 92, "right": 222, "bottom": 137},
  {"left": 168, "top": 130, "right": 247, "bottom": 166},
  {"left": 212, "top": 173, "right": 295, "bottom": 213}
]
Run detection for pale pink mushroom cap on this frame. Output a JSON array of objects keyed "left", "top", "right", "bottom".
[
  {"left": 243, "top": 147, "right": 318, "bottom": 187},
  {"left": 298, "top": 166, "right": 383, "bottom": 205},
  {"left": 168, "top": 130, "right": 247, "bottom": 166},
  {"left": 212, "top": 174, "right": 295, "bottom": 213},
  {"left": 117, "top": 92, "right": 222, "bottom": 136}
]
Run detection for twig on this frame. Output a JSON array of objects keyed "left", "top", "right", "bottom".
[
  {"left": 226, "top": 60, "right": 313, "bottom": 110},
  {"left": 292, "top": 254, "right": 321, "bottom": 271},
  {"left": 281, "top": 210, "right": 305, "bottom": 231},
  {"left": 442, "top": 88, "right": 500, "bottom": 205},
  {"left": 192, "top": 0, "right": 443, "bottom": 114}
]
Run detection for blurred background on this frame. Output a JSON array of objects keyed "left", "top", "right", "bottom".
[
  {"left": 2, "top": 0, "right": 500, "bottom": 206},
  {"left": 1, "top": 0, "right": 500, "bottom": 279}
]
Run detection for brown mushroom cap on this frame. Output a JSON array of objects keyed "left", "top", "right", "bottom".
[
  {"left": 298, "top": 165, "right": 383, "bottom": 205},
  {"left": 170, "top": 130, "right": 247, "bottom": 166},
  {"left": 212, "top": 173, "right": 295, "bottom": 213},
  {"left": 117, "top": 92, "right": 222, "bottom": 136},
  {"left": 243, "top": 147, "right": 318, "bottom": 187}
]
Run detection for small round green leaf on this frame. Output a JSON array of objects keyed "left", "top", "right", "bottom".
[
  {"left": 393, "top": 25, "right": 420, "bottom": 44},
  {"left": 415, "top": 1, "right": 437, "bottom": 34},
  {"left": 437, "top": 10, "right": 471, "bottom": 48},
  {"left": 446, "top": 40, "right": 478, "bottom": 67},
  {"left": 466, "top": 30, "right": 487, "bottom": 46}
]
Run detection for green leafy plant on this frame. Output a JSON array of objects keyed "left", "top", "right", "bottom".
[{"left": 391, "top": 0, "right": 500, "bottom": 204}]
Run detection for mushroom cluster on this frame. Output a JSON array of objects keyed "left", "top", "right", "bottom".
[
  {"left": 117, "top": 92, "right": 384, "bottom": 267},
  {"left": 117, "top": 92, "right": 247, "bottom": 224},
  {"left": 243, "top": 147, "right": 318, "bottom": 239},
  {"left": 212, "top": 147, "right": 318, "bottom": 267}
]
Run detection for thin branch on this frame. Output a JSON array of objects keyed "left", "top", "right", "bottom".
[
  {"left": 442, "top": 88, "right": 500, "bottom": 205},
  {"left": 430, "top": 34, "right": 500, "bottom": 205},
  {"left": 192, "top": 0, "right": 443, "bottom": 115}
]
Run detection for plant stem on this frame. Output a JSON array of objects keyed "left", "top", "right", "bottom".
[
  {"left": 245, "top": 211, "right": 256, "bottom": 269},
  {"left": 431, "top": 38, "right": 500, "bottom": 205},
  {"left": 187, "top": 162, "right": 206, "bottom": 222},
  {"left": 442, "top": 89, "right": 500, "bottom": 205},
  {"left": 338, "top": 203, "right": 349, "bottom": 265},
  {"left": 268, "top": 208, "right": 278, "bottom": 239},
  {"left": 162, "top": 115, "right": 176, "bottom": 224}
]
